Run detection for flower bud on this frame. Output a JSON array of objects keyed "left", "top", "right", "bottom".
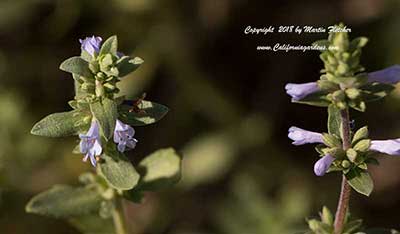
[
  {"left": 346, "top": 148, "right": 358, "bottom": 162},
  {"left": 353, "top": 139, "right": 371, "bottom": 152},
  {"left": 285, "top": 82, "right": 320, "bottom": 101},
  {"left": 288, "top": 127, "right": 323, "bottom": 145},
  {"left": 368, "top": 65, "right": 400, "bottom": 84},
  {"left": 314, "top": 155, "right": 334, "bottom": 176},
  {"left": 341, "top": 160, "right": 351, "bottom": 168},
  {"left": 370, "top": 139, "right": 400, "bottom": 155}
]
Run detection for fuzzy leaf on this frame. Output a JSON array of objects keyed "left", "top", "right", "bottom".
[
  {"left": 136, "top": 148, "right": 181, "bottom": 191},
  {"left": 31, "top": 110, "right": 87, "bottom": 137},
  {"left": 361, "top": 83, "right": 395, "bottom": 102},
  {"left": 342, "top": 219, "right": 363, "bottom": 234},
  {"left": 116, "top": 56, "right": 143, "bottom": 77},
  {"left": 346, "top": 168, "right": 373, "bottom": 196},
  {"left": 26, "top": 185, "right": 102, "bottom": 218},
  {"left": 69, "top": 215, "right": 115, "bottom": 234},
  {"left": 60, "top": 56, "right": 92, "bottom": 77},
  {"left": 292, "top": 91, "right": 331, "bottom": 107},
  {"left": 99, "top": 36, "right": 118, "bottom": 56},
  {"left": 352, "top": 126, "right": 368, "bottom": 144},
  {"left": 90, "top": 98, "right": 117, "bottom": 139},
  {"left": 119, "top": 100, "right": 169, "bottom": 126},
  {"left": 99, "top": 150, "right": 140, "bottom": 190},
  {"left": 328, "top": 104, "right": 342, "bottom": 137}
]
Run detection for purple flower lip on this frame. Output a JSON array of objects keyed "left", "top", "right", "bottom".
[
  {"left": 79, "top": 120, "right": 102, "bottom": 167},
  {"left": 370, "top": 139, "right": 400, "bottom": 155},
  {"left": 314, "top": 155, "right": 334, "bottom": 176},
  {"left": 367, "top": 65, "right": 400, "bottom": 84},
  {"left": 285, "top": 82, "right": 320, "bottom": 101},
  {"left": 288, "top": 126, "right": 324, "bottom": 145},
  {"left": 284, "top": 65, "right": 400, "bottom": 101},
  {"left": 79, "top": 36, "right": 102, "bottom": 56},
  {"left": 113, "top": 119, "right": 138, "bottom": 153}
]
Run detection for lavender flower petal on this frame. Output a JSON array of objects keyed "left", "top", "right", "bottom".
[
  {"left": 285, "top": 82, "right": 320, "bottom": 101},
  {"left": 113, "top": 119, "right": 138, "bottom": 152},
  {"left": 314, "top": 155, "right": 334, "bottom": 176},
  {"left": 370, "top": 139, "right": 400, "bottom": 155},
  {"left": 79, "top": 36, "right": 102, "bottom": 56},
  {"left": 367, "top": 65, "right": 400, "bottom": 84},
  {"left": 288, "top": 126, "right": 324, "bottom": 145},
  {"left": 79, "top": 121, "right": 102, "bottom": 167}
]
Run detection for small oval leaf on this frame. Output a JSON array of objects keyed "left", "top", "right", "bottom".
[
  {"left": 60, "top": 56, "right": 92, "bottom": 77},
  {"left": 99, "top": 151, "right": 140, "bottom": 190},
  {"left": 137, "top": 148, "right": 181, "bottom": 191},
  {"left": 31, "top": 110, "right": 87, "bottom": 137},
  {"left": 26, "top": 185, "right": 102, "bottom": 218},
  {"left": 119, "top": 100, "right": 169, "bottom": 126}
]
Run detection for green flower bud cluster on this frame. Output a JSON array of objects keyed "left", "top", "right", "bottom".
[
  {"left": 315, "top": 23, "right": 369, "bottom": 111},
  {"left": 315, "top": 126, "right": 376, "bottom": 175},
  {"left": 72, "top": 36, "right": 143, "bottom": 101},
  {"left": 307, "top": 206, "right": 363, "bottom": 234}
]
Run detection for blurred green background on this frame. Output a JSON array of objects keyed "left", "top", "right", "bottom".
[{"left": 1, "top": 0, "right": 400, "bottom": 233}]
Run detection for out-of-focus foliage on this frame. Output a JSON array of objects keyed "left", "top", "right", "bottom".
[{"left": 1, "top": 0, "right": 400, "bottom": 233}]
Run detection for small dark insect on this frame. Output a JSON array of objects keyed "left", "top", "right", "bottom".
[
  {"left": 350, "top": 119, "right": 355, "bottom": 130},
  {"left": 123, "top": 93, "right": 147, "bottom": 114}
]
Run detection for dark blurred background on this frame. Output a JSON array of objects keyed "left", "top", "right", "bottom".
[{"left": 1, "top": 0, "right": 400, "bottom": 233}]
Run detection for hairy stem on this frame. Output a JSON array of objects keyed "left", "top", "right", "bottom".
[
  {"left": 112, "top": 197, "right": 129, "bottom": 234},
  {"left": 334, "top": 108, "right": 352, "bottom": 234}
]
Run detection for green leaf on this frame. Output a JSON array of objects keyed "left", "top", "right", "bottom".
[
  {"left": 353, "top": 139, "right": 371, "bottom": 152},
  {"left": 119, "top": 100, "right": 169, "bottom": 126},
  {"left": 69, "top": 215, "right": 115, "bottom": 234},
  {"left": 307, "top": 219, "right": 332, "bottom": 234},
  {"left": 352, "top": 126, "right": 368, "bottom": 144},
  {"left": 31, "top": 110, "right": 88, "bottom": 137},
  {"left": 328, "top": 104, "right": 342, "bottom": 137},
  {"left": 99, "top": 36, "right": 118, "bottom": 56},
  {"left": 350, "top": 37, "right": 368, "bottom": 50},
  {"left": 346, "top": 168, "right": 373, "bottom": 196},
  {"left": 123, "top": 189, "right": 144, "bottom": 203},
  {"left": 26, "top": 185, "right": 102, "bottom": 218},
  {"left": 116, "top": 56, "right": 143, "bottom": 77},
  {"left": 60, "top": 56, "right": 92, "bottom": 78},
  {"left": 321, "top": 206, "right": 333, "bottom": 226},
  {"left": 365, "top": 157, "right": 379, "bottom": 165},
  {"left": 98, "top": 150, "right": 140, "bottom": 190},
  {"left": 90, "top": 98, "right": 117, "bottom": 139},
  {"left": 361, "top": 83, "right": 395, "bottom": 102},
  {"left": 342, "top": 219, "right": 363, "bottom": 234},
  {"left": 137, "top": 148, "right": 182, "bottom": 190},
  {"left": 292, "top": 91, "right": 331, "bottom": 107},
  {"left": 322, "top": 133, "right": 341, "bottom": 148}
]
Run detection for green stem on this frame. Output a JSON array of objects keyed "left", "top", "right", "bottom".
[
  {"left": 334, "top": 108, "right": 352, "bottom": 234},
  {"left": 112, "top": 197, "right": 129, "bottom": 234}
]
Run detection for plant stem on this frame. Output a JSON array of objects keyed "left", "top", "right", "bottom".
[
  {"left": 112, "top": 197, "right": 129, "bottom": 234},
  {"left": 334, "top": 108, "right": 352, "bottom": 234}
]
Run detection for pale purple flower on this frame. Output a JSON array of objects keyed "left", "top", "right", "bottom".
[
  {"left": 79, "top": 36, "right": 102, "bottom": 56},
  {"left": 288, "top": 126, "right": 324, "bottom": 145},
  {"left": 113, "top": 119, "right": 138, "bottom": 152},
  {"left": 314, "top": 155, "right": 334, "bottom": 176},
  {"left": 285, "top": 82, "right": 320, "bottom": 101},
  {"left": 370, "top": 139, "right": 400, "bottom": 155},
  {"left": 367, "top": 65, "right": 400, "bottom": 84},
  {"left": 79, "top": 120, "right": 102, "bottom": 167}
]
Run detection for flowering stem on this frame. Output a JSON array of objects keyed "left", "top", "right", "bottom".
[
  {"left": 112, "top": 197, "right": 129, "bottom": 234},
  {"left": 333, "top": 108, "right": 352, "bottom": 234}
]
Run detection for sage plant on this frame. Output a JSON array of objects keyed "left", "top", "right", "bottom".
[
  {"left": 286, "top": 24, "right": 400, "bottom": 234},
  {"left": 25, "top": 36, "right": 181, "bottom": 234}
]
